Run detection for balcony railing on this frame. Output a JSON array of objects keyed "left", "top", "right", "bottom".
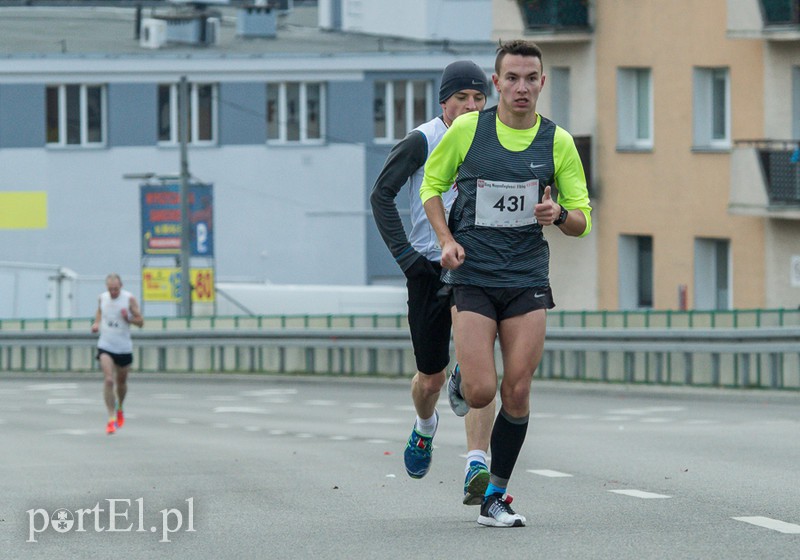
[
  {"left": 737, "top": 139, "right": 800, "bottom": 205},
  {"left": 518, "top": 0, "right": 590, "bottom": 30},
  {"left": 761, "top": 0, "right": 800, "bottom": 25}
]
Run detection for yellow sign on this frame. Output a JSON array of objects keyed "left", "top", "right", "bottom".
[
  {"left": 142, "top": 268, "right": 215, "bottom": 302},
  {"left": 0, "top": 191, "right": 47, "bottom": 229}
]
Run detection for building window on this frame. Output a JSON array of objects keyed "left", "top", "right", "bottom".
[
  {"left": 158, "top": 82, "right": 217, "bottom": 145},
  {"left": 266, "top": 82, "right": 325, "bottom": 143},
  {"left": 374, "top": 80, "right": 432, "bottom": 142},
  {"left": 693, "top": 67, "right": 730, "bottom": 149},
  {"left": 618, "top": 234, "right": 653, "bottom": 309},
  {"left": 45, "top": 84, "right": 105, "bottom": 147},
  {"left": 792, "top": 66, "right": 800, "bottom": 140},
  {"left": 694, "top": 238, "right": 730, "bottom": 310},
  {"left": 549, "top": 67, "right": 571, "bottom": 131},
  {"left": 617, "top": 68, "right": 652, "bottom": 150}
]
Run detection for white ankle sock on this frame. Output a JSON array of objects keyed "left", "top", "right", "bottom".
[{"left": 415, "top": 413, "right": 438, "bottom": 436}]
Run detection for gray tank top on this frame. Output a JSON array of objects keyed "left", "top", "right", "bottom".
[{"left": 443, "top": 107, "right": 555, "bottom": 288}]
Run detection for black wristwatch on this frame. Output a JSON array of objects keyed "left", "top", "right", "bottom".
[{"left": 553, "top": 205, "right": 568, "bottom": 226}]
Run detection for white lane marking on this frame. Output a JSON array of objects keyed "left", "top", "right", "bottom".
[
  {"left": 732, "top": 517, "right": 800, "bottom": 534},
  {"left": 394, "top": 405, "right": 417, "bottom": 412},
  {"left": 563, "top": 414, "right": 592, "bottom": 420},
  {"left": 609, "top": 489, "right": 671, "bottom": 499},
  {"left": 527, "top": 469, "right": 574, "bottom": 478},
  {"left": 260, "top": 398, "right": 291, "bottom": 404},
  {"left": 599, "top": 416, "right": 633, "bottom": 422},
  {"left": 27, "top": 383, "right": 79, "bottom": 391},
  {"left": 269, "top": 429, "right": 287, "bottom": 435},
  {"left": 304, "top": 399, "right": 337, "bottom": 406},
  {"left": 46, "top": 398, "right": 94, "bottom": 405},
  {"left": 330, "top": 435, "right": 349, "bottom": 441},
  {"left": 639, "top": 418, "right": 672, "bottom": 423},
  {"left": 606, "top": 406, "right": 685, "bottom": 415},
  {"left": 244, "top": 426, "right": 262, "bottom": 432},
  {"left": 367, "top": 439, "right": 390, "bottom": 444},
  {"left": 168, "top": 418, "right": 189, "bottom": 424},
  {"left": 296, "top": 433, "right": 313, "bottom": 438},
  {"left": 350, "top": 402, "right": 382, "bottom": 409},
  {"left": 242, "top": 389, "right": 298, "bottom": 397},
  {"left": 531, "top": 412, "right": 557, "bottom": 419},
  {"left": 212, "top": 423, "right": 231, "bottom": 429},
  {"left": 206, "top": 396, "right": 239, "bottom": 402},
  {"left": 47, "top": 429, "right": 89, "bottom": 436},
  {"left": 212, "top": 406, "right": 270, "bottom": 414},
  {"left": 347, "top": 418, "right": 401, "bottom": 424},
  {"left": 153, "top": 393, "right": 185, "bottom": 400}
]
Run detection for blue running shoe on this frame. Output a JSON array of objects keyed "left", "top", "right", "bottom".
[
  {"left": 447, "top": 364, "right": 469, "bottom": 417},
  {"left": 463, "top": 461, "right": 490, "bottom": 505},
  {"left": 403, "top": 410, "right": 439, "bottom": 479}
]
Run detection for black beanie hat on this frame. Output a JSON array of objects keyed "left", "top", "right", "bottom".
[{"left": 438, "top": 60, "right": 489, "bottom": 104}]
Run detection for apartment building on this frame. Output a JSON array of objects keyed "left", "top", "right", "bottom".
[{"left": 498, "top": 0, "right": 799, "bottom": 310}]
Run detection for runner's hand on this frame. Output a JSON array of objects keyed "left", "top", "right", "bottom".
[
  {"left": 534, "top": 185, "right": 559, "bottom": 225},
  {"left": 440, "top": 240, "right": 465, "bottom": 270}
]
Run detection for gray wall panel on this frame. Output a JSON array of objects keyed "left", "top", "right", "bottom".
[
  {"left": 219, "top": 82, "right": 266, "bottom": 145},
  {"left": 0, "top": 84, "right": 44, "bottom": 148},
  {"left": 108, "top": 83, "right": 157, "bottom": 147}
]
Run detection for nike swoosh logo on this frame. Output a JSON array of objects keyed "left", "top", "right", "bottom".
[
  {"left": 534, "top": 292, "right": 545, "bottom": 298},
  {"left": 471, "top": 80, "right": 483, "bottom": 85},
  {"left": 530, "top": 163, "right": 546, "bottom": 169}
]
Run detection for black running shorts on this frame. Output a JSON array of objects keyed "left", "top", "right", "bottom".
[
  {"left": 406, "top": 261, "right": 452, "bottom": 375},
  {"left": 97, "top": 348, "right": 134, "bottom": 368},
  {"left": 451, "top": 285, "right": 555, "bottom": 322}
]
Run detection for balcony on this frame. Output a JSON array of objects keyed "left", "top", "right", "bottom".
[
  {"left": 727, "top": 0, "right": 800, "bottom": 40},
  {"left": 729, "top": 139, "right": 800, "bottom": 218},
  {"left": 517, "top": 0, "right": 592, "bottom": 42},
  {"left": 762, "top": 0, "right": 800, "bottom": 24}
]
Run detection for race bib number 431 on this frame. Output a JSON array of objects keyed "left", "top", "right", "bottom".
[{"left": 475, "top": 179, "right": 538, "bottom": 227}]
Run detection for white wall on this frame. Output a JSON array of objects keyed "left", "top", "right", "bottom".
[
  {"left": 338, "top": 0, "right": 492, "bottom": 42},
  {"left": 0, "top": 143, "right": 368, "bottom": 317}
]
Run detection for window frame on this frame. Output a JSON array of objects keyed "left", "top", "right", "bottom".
[
  {"left": 266, "top": 81, "right": 326, "bottom": 145},
  {"left": 616, "top": 67, "right": 653, "bottom": 151},
  {"left": 157, "top": 82, "right": 219, "bottom": 146},
  {"left": 692, "top": 67, "right": 730, "bottom": 151},
  {"left": 45, "top": 84, "right": 107, "bottom": 148},
  {"left": 373, "top": 79, "right": 433, "bottom": 143}
]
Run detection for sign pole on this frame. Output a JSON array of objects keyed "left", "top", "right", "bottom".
[{"left": 178, "top": 76, "right": 192, "bottom": 318}]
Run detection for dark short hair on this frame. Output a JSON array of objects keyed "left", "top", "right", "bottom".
[{"left": 495, "top": 39, "right": 543, "bottom": 75}]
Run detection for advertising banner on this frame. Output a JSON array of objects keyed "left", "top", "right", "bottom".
[
  {"left": 142, "top": 268, "right": 215, "bottom": 302},
  {"left": 140, "top": 183, "right": 214, "bottom": 256}
]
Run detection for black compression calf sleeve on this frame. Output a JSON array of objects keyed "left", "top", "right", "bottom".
[{"left": 489, "top": 408, "right": 530, "bottom": 482}]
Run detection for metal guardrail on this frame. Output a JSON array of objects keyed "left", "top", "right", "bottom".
[
  {"left": 3, "top": 308, "right": 799, "bottom": 331},
  {"left": 1, "top": 326, "right": 798, "bottom": 390}
]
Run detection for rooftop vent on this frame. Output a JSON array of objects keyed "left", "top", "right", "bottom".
[
  {"left": 237, "top": 4, "right": 278, "bottom": 38},
  {"left": 140, "top": 18, "right": 168, "bottom": 49}
]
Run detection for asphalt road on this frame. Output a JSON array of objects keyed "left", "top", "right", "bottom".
[{"left": 1, "top": 372, "right": 798, "bottom": 560}]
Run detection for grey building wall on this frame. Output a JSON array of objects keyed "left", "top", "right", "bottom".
[
  {"left": 0, "top": 84, "right": 44, "bottom": 148},
  {"left": 219, "top": 82, "right": 267, "bottom": 145},
  {"left": 108, "top": 83, "right": 157, "bottom": 147}
]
